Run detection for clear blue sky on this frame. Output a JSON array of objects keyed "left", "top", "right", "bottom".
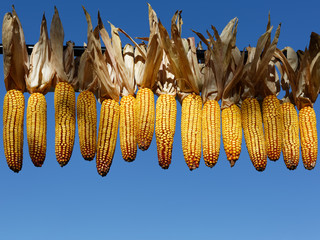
[{"left": 1, "top": 0, "right": 320, "bottom": 239}]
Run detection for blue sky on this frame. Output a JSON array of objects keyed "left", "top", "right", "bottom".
[{"left": 1, "top": 0, "right": 320, "bottom": 239}]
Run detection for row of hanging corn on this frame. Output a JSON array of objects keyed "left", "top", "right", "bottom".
[{"left": 2, "top": 5, "right": 320, "bottom": 176}]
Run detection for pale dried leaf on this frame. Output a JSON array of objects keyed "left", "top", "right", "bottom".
[
  {"left": 26, "top": 14, "right": 54, "bottom": 94},
  {"left": 2, "top": 6, "right": 28, "bottom": 91}
]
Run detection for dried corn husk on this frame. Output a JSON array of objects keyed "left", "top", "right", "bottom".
[
  {"left": 2, "top": 5, "right": 28, "bottom": 91},
  {"left": 26, "top": 14, "right": 54, "bottom": 94},
  {"left": 193, "top": 17, "right": 238, "bottom": 104}
]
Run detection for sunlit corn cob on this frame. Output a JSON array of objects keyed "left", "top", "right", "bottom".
[
  {"left": 221, "top": 104, "right": 242, "bottom": 167},
  {"left": 181, "top": 93, "right": 202, "bottom": 170},
  {"left": 262, "top": 95, "right": 282, "bottom": 161},
  {"left": 120, "top": 95, "right": 137, "bottom": 162},
  {"left": 281, "top": 102, "right": 300, "bottom": 170},
  {"left": 136, "top": 88, "right": 155, "bottom": 151},
  {"left": 77, "top": 90, "right": 97, "bottom": 161},
  {"left": 155, "top": 94, "right": 177, "bottom": 169},
  {"left": 299, "top": 106, "right": 318, "bottom": 170},
  {"left": 241, "top": 97, "right": 267, "bottom": 171},
  {"left": 54, "top": 82, "right": 76, "bottom": 167},
  {"left": 202, "top": 99, "right": 221, "bottom": 168},
  {"left": 27, "top": 93, "right": 47, "bottom": 167},
  {"left": 3, "top": 89, "right": 25, "bottom": 173},
  {"left": 96, "top": 99, "right": 120, "bottom": 176}
]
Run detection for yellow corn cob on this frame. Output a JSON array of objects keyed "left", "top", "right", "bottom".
[
  {"left": 136, "top": 88, "right": 155, "bottom": 151},
  {"left": 3, "top": 89, "right": 25, "bottom": 173},
  {"left": 281, "top": 102, "right": 300, "bottom": 170},
  {"left": 155, "top": 94, "right": 177, "bottom": 169},
  {"left": 241, "top": 97, "right": 267, "bottom": 171},
  {"left": 221, "top": 104, "right": 242, "bottom": 167},
  {"left": 120, "top": 95, "right": 137, "bottom": 162},
  {"left": 262, "top": 95, "right": 282, "bottom": 161},
  {"left": 299, "top": 106, "right": 318, "bottom": 170},
  {"left": 96, "top": 99, "right": 120, "bottom": 176},
  {"left": 202, "top": 99, "right": 221, "bottom": 168},
  {"left": 27, "top": 93, "right": 47, "bottom": 167},
  {"left": 181, "top": 93, "right": 202, "bottom": 170},
  {"left": 77, "top": 90, "right": 97, "bottom": 161},
  {"left": 54, "top": 82, "right": 76, "bottom": 167}
]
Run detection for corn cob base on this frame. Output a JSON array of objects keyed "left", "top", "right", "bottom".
[
  {"left": 136, "top": 88, "right": 155, "bottom": 151},
  {"left": 3, "top": 90, "right": 25, "bottom": 173},
  {"left": 155, "top": 94, "right": 177, "bottom": 169},
  {"left": 241, "top": 98, "right": 267, "bottom": 172},
  {"left": 96, "top": 99, "right": 120, "bottom": 177},
  {"left": 54, "top": 82, "right": 76, "bottom": 167},
  {"left": 181, "top": 93, "right": 202, "bottom": 171},
  {"left": 221, "top": 104, "right": 242, "bottom": 167},
  {"left": 262, "top": 95, "right": 282, "bottom": 161},
  {"left": 120, "top": 95, "right": 137, "bottom": 162},
  {"left": 27, "top": 93, "right": 47, "bottom": 167},
  {"left": 202, "top": 99, "right": 221, "bottom": 168},
  {"left": 299, "top": 106, "right": 317, "bottom": 170},
  {"left": 77, "top": 91, "right": 97, "bottom": 161},
  {"left": 281, "top": 102, "right": 300, "bottom": 170}
]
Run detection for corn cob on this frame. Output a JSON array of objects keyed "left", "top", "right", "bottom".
[
  {"left": 3, "top": 90, "right": 25, "bottom": 172},
  {"left": 181, "top": 93, "right": 202, "bottom": 170},
  {"left": 241, "top": 97, "right": 267, "bottom": 171},
  {"left": 96, "top": 99, "right": 120, "bottom": 176},
  {"left": 262, "top": 95, "right": 282, "bottom": 161},
  {"left": 299, "top": 106, "right": 318, "bottom": 170},
  {"left": 221, "top": 104, "right": 242, "bottom": 167},
  {"left": 202, "top": 99, "right": 221, "bottom": 168},
  {"left": 27, "top": 93, "right": 47, "bottom": 167},
  {"left": 77, "top": 90, "right": 97, "bottom": 161},
  {"left": 120, "top": 95, "right": 137, "bottom": 162},
  {"left": 155, "top": 94, "right": 177, "bottom": 169},
  {"left": 281, "top": 102, "right": 300, "bottom": 170},
  {"left": 54, "top": 81, "right": 76, "bottom": 167},
  {"left": 136, "top": 88, "right": 155, "bottom": 151}
]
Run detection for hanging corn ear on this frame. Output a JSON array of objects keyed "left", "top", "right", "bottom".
[
  {"left": 54, "top": 82, "right": 76, "bottom": 167},
  {"left": 281, "top": 102, "right": 300, "bottom": 170},
  {"left": 77, "top": 91, "right": 97, "bottom": 160},
  {"left": 155, "top": 94, "right": 177, "bottom": 169},
  {"left": 3, "top": 90, "right": 25, "bottom": 173},
  {"left": 202, "top": 100, "right": 221, "bottom": 168},
  {"left": 2, "top": 7, "right": 29, "bottom": 172},
  {"left": 181, "top": 93, "right": 202, "bottom": 170},
  {"left": 96, "top": 99, "right": 120, "bottom": 177},
  {"left": 136, "top": 88, "right": 155, "bottom": 150},
  {"left": 241, "top": 98, "right": 267, "bottom": 171},
  {"left": 120, "top": 95, "right": 137, "bottom": 162},
  {"left": 27, "top": 93, "right": 47, "bottom": 167},
  {"left": 262, "top": 95, "right": 282, "bottom": 161},
  {"left": 299, "top": 106, "right": 318, "bottom": 170},
  {"left": 221, "top": 104, "right": 242, "bottom": 167}
]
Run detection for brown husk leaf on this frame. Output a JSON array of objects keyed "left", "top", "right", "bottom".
[
  {"left": 2, "top": 6, "right": 28, "bottom": 92},
  {"left": 193, "top": 17, "right": 238, "bottom": 104},
  {"left": 50, "top": 7, "right": 68, "bottom": 84},
  {"left": 155, "top": 51, "right": 176, "bottom": 96},
  {"left": 158, "top": 11, "right": 202, "bottom": 102},
  {"left": 26, "top": 14, "right": 54, "bottom": 94},
  {"left": 241, "top": 20, "right": 281, "bottom": 101}
]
